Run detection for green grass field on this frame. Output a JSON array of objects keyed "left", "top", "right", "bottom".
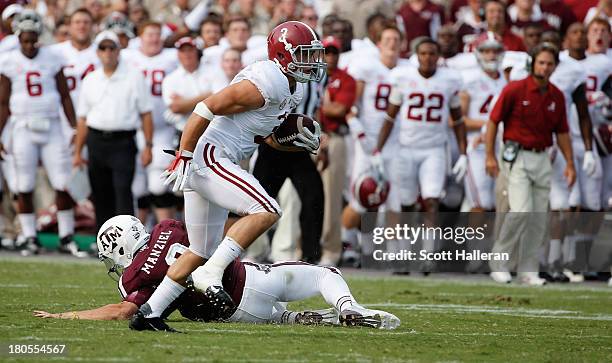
[{"left": 1, "top": 255, "right": 611, "bottom": 362}]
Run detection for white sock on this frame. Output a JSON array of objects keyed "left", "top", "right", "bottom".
[
  {"left": 18, "top": 213, "right": 36, "bottom": 238},
  {"left": 548, "top": 239, "right": 562, "bottom": 265},
  {"left": 144, "top": 276, "right": 186, "bottom": 318},
  {"left": 201, "top": 237, "right": 244, "bottom": 285},
  {"left": 57, "top": 209, "right": 75, "bottom": 239},
  {"left": 316, "top": 268, "right": 357, "bottom": 312}
]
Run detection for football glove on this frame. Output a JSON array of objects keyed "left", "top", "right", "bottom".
[
  {"left": 161, "top": 149, "right": 193, "bottom": 192},
  {"left": 370, "top": 151, "right": 386, "bottom": 181},
  {"left": 452, "top": 154, "right": 468, "bottom": 182},
  {"left": 582, "top": 150, "right": 597, "bottom": 177},
  {"left": 293, "top": 121, "right": 321, "bottom": 153}
]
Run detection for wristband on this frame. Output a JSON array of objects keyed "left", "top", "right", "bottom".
[
  {"left": 384, "top": 114, "right": 395, "bottom": 123},
  {"left": 194, "top": 102, "right": 214, "bottom": 120}
]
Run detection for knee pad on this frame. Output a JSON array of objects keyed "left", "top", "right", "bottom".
[{"left": 150, "top": 192, "right": 176, "bottom": 208}]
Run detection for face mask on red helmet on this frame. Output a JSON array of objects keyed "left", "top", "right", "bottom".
[
  {"left": 353, "top": 172, "right": 390, "bottom": 210},
  {"left": 267, "top": 21, "right": 327, "bottom": 83}
]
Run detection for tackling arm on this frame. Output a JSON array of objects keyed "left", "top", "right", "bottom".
[
  {"left": 33, "top": 301, "right": 138, "bottom": 321},
  {"left": 179, "top": 80, "right": 265, "bottom": 152},
  {"left": 55, "top": 71, "right": 76, "bottom": 129}
]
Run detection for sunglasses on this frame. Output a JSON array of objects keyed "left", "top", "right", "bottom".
[{"left": 98, "top": 44, "right": 118, "bottom": 51}]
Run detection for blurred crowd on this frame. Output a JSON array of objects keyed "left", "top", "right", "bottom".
[{"left": 0, "top": 0, "right": 611, "bottom": 284}]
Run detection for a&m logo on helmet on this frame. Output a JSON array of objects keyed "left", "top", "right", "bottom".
[{"left": 98, "top": 225, "right": 124, "bottom": 252}]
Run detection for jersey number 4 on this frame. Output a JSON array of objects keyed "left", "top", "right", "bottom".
[{"left": 406, "top": 93, "right": 444, "bottom": 122}]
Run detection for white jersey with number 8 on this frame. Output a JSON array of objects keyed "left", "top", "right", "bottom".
[{"left": 390, "top": 66, "right": 462, "bottom": 148}]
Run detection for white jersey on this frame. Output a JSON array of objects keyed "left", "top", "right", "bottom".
[
  {"left": 582, "top": 52, "right": 612, "bottom": 126},
  {"left": 461, "top": 68, "right": 507, "bottom": 141},
  {"left": 346, "top": 57, "right": 395, "bottom": 146},
  {"left": 122, "top": 48, "right": 178, "bottom": 127},
  {"left": 1, "top": 46, "right": 64, "bottom": 119},
  {"left": 49, "top": 41, "right": 99, "bottom": 103},
  {"left": 390, "top": 66, "right": 462, "bottom": 148},
  {"left": 201, "top": 60, "right": 304, "bottom": 163}
]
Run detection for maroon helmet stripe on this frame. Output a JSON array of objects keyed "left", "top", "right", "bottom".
[{"left": 209, "top": 145, "right": 279, "bottom": 215}]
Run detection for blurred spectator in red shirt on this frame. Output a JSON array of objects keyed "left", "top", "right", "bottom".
[
  {"left": 564, "top": 0, "right": 599, "bottom": 22},
  {"left": 540, "top": 0, "right": 577, "bottom": 35},
  {"left": 507, "top": 0, "right": 552, "bottom": 38},
  {"left": 478, "top": 0, "right": 526, "bottom": 51},
  {"left": 397, "top": 0, "right": 445, "bottom": 57}
]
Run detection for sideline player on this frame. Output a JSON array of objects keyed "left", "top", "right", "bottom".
[
  {"left": 34, "top": 216, "right": 400, "bottom": 330},
  {"left": 0, "top": 11, "right": 77, "bottom": 255},
  {"left": 459, "top": 32, "right": 507, "bottom": 212},
  {"left": 123, "top": 21, "right": 178, "bottom": 223},
  {"left": 130, "top": 21, "right": 325, "bottom": 331},
  {"left": 341, "top": 25, "right": 402, "bottom": 245},
  {"left": 376, "top": 37, "right": 468, "bottom": 214}
]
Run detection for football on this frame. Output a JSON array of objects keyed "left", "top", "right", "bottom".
[{"left": 272, "top": 113, "right": 317, "bottom": 146}]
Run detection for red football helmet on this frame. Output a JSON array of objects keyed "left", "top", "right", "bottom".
[
  {"left": 474, "top": 31, "right": 505, "bottom": 72},
  {"left": 353, "top": 172, "right": 390, "bottom": 210},
  {"left": 267, "top": 21, "right": 326, "bottom": 83}
]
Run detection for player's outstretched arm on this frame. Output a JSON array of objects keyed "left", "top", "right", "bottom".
[
  {"left": 33, "top": 301, "right": 138, "bottom": 321},
  {"left": 179, "top": 80, "right": 265, "bottom": 152},
  {"left": 375, "top": 103, "right": 400, "bottom": 152}
]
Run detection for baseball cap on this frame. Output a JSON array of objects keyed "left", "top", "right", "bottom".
[
  {"left": 174, "top": 36, "right": 201, "bottom": 50},
  {"left": 2, "top": 4, "right": 23, "bottom": 22},
  {"left": 322, "top": 36, "right": 340, "bottom": 50},
  {"left": 94, "top": 30, "right": 120, "bottom": 48}
]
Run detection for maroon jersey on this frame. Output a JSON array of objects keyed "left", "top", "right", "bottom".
[{"left": 118, "top": 219, "right": 246, "bottom": 321}]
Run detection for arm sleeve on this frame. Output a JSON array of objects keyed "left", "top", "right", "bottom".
[
  {"left": 135, "top": 73, "right": 153, "bottom": 114},
  {"left": 555, "top": 93, "right": 569, "bottom": 133},
  {"left": 184, "top": 0, "right": 210, "bottom": 31},
  {"left": 489, "top": 85, "right": 512, "bottom": 124}
]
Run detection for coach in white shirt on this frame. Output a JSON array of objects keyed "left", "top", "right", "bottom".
[{"left": 73, "top": 31, "right": 154, "bottom": 229}]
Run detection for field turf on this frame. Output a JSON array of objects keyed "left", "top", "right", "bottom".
[{"left": 1, "top": 255, "right": 611, "bottom": 362}]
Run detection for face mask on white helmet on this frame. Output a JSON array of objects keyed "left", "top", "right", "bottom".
[{"left": 96, "top": 215, "right": 149, "bottom": 281}]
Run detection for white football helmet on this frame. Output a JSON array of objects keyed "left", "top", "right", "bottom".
[
  {"left": 12, "top": 9, "right": 43, "bottom": 36},
  {"left": 474, "top": 31, "right": 505, "bottom": 73},
  {"left": 97, "top": 215, "right": 149, "bottom": 281}
]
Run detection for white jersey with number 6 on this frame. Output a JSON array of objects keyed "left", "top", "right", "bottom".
[
  {"left": 1, "top": 46, "right": 64, "bottom": 119},
  {"left": 50, "top": 41, "right": 99, "bottom": 103},
  {"left": 390, "top": 66, "right": 462, "bottom": 148}
]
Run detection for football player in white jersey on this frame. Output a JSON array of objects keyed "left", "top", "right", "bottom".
[
  {"left": 129, "top": 21, "right": 325, "bottom": 332},
  {"left": 586, "top": 18, "right": 612, "bottom": 210},
  {"left": 342, "top": 25, "right": 402, "bottom": 230},
  {"left": 122, "top": 21, "right": 179, "bottom": 223},
  {"left": 459, "top": 32, "right": 507, "bottom": 212},
  {"left": 0, "top": 11, "right": 78, "bottom": 255},
  {"left": 377, "top": 37, "right": 468, "bottom": 215},
  {"left": 50, "top": 8, "right": 99, "bottom": 143}
]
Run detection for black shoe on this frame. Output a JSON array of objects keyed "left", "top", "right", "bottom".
[
  {"left": 58, "top": 235, "right": 88, "bottom": 258},
  {"left": 203, "top": 285, "right": 236, "bottom": 320},
  {"left": 552, "top": 271, "right": 570, "bottom": 283},
  {"left": 19, "top": 237, "right": 41, "bottom": 256},
  {"left": 129, "top": 306, "right": 178, "bottom": 332},
  {"left": 539, "top": 271, "right": 555, "bottom": 283}
]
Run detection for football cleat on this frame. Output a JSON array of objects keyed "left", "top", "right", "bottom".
[
  {"left": 203, "top": 285, "right": 236, "bottom": 320},
  {"left": 19, "top": 237, "right": 41, "bottom": 256},
  {"left": 58, "top": 235, "right": 89, "bottom": 258},
  {"left": 339, "top": 305, "right": 400, "bottom": 330},
  {"left": 295, "top": 308, "right": 339, "bottom": 326},
  {"left": 129, "top": 307, "right": 178, "bottom": 332}
]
